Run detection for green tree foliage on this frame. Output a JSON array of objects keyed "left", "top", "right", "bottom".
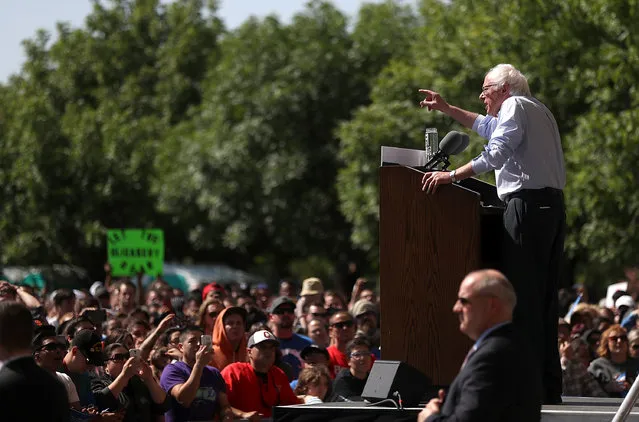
[
  {"left": 154, "top": 2, "right": 366, "bottom": 274},
  {"left": 0, "top": 0, "right": 222, "bottom": 274},
  {"left": 559, "top": 0, "right": 639, "bottom": 280},
  {"left": 1, "top": 0, "right": 638, "bottom": 286}
]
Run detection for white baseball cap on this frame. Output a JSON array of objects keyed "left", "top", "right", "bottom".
[
  {"left": 247, "top": 330, "right": 280, "bottom": 348},
  {"left": 615, "top": 295, "right": 636, "bottom": 309}
]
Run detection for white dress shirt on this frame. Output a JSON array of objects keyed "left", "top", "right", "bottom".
[{"left": 471, "top": 96, "right": 566, "bottom": 200}]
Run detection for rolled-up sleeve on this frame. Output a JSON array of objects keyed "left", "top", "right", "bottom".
[
  {"left": 472, "top": 114, "right": 497, "bottom": 139},
  {"left": 471, "top": 100, "right": 524, "bottom": 175}
]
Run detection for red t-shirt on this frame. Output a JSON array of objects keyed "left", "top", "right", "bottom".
[
  {"left": 221, "top": 362, "right": 301, "bottom": 417},
  {"left": 327, "top": 345, "right": 376, "bottom": 378},
  {"left": 327, "top": 345, "right": 349, "bottom": 378}
]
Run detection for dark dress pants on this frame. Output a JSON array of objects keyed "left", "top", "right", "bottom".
[{"left": 502, "top": 187, "right": 566, "bottom": 404}]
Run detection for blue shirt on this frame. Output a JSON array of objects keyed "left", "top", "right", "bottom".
[
  {"left": 471, "top": 96, "right": 566, "bottom": 200},
  {"left": 278, "top": 333, "right": 312, "bottom": 380}
]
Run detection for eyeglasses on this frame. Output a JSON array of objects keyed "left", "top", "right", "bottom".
[
  {"left": 107, "top": 353, "right": 129, "bottom": 362},
  {"left": 331, "top": 320, "right": 354, "bottom": 329},
  {"left": 609, "top": 335, "right": 628, "bottom": 342},
  {"left": 481, "top": 83, "right": 498, "bottom": 94},
  {"left": 457, "top": 297, "right": 475, "bottom": 306},
  {"left": 457, "top": 293, "right": 494, "bottom": 306},
  {"left": 208, "top": 311, "right": 219, "bottom": 318},
  {"left": 350, "top": 351, "right": 370, "bottom": 359},
  {"left": 273, "top": 308, "right": 295, "bottom": 316},
  {"left": 38, "top": 343, "right": 66, "bottom": 352}
]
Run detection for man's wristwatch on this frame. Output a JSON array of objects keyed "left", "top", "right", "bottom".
[{"left": 449, "top": 169, "right": 457, "bottom": 183}]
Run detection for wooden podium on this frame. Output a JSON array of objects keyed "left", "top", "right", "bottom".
[{"left": 379, "top": 165, "right": 503, "bottom": 387}]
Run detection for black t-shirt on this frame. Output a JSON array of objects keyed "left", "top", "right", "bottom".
[
  {"left": 331, "top": 368, "right": 368, "bottom": 401},
  {"left": 91, "top": 372, "right": 170, "bottom": 422}
]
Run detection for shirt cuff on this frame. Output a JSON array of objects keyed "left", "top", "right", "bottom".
[
  {"left": 472, "top": 115, "right": 485, "bottom": 132},
  {"left": 471, "top": 156, "right": 491, "bottom": 175}
]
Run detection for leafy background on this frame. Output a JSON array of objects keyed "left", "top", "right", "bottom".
[{"left": 1, "top": 0, "right": 637, "bottom": 292}]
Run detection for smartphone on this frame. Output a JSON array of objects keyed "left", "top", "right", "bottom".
[
  {"left": 201, "top": 335, "right": 212, "bottom": 348},
  {"left": 129, "top": 349, "right": 141, "bottom": 359},
  {"left": 84, "top": 309, "right": 107, "bottom": 325}
]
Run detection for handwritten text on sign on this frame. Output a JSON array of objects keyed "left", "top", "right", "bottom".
[{"left": 107, "top": 229, "right": 164, "bottom": 276}]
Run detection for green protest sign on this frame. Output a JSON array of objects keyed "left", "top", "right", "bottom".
[{"left": 107, "top": 229, "right": 164, "bottom": 276}]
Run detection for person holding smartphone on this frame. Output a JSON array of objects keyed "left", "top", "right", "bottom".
[
  {"left": 90, "top": 343, "right": 170, "bottom": 422},
  {"left": 160, "top": 326, "right": 234, "bottom": 422}
]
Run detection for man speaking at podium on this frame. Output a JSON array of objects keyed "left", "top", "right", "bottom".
[{"left": 418, "top": 64, "right": 566, "bottom": 404}]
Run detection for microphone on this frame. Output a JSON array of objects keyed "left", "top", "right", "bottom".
[
  {"left": 423, "top": 131, "right": 470, "bottom": 170},
  {"left": 449, "top": 133, "right": 470, "bottom": 155}
]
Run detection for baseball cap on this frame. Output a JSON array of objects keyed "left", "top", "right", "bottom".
[
  {"left": 32, "top": 325, "right": 59, "bottom": 351},
  {"left": 247, "top": 330, "right": 280, "bottom": 348},
  {"left": 616, "top": 295, "right": 636, "bottom": 310},
  {"left": 71, "top": 329, "right": 104, "bottom": 366},
  {"left": 300, "top": 344, "right": 330, "bottom": 361},
  {"left": 89, "top": 281, "right": 107, "bottom": 298},
  {"left": 202, "top": 282, "right": 225, "bottom": 300},
  {"left": 351, "top": 299, "right": 377, "bottom": 318},
  {"left": 300, "top": 277, "right": 324, "bottom": 296},
  {"left": 268, "top": 296, "right": 295, "bottom": 314}
]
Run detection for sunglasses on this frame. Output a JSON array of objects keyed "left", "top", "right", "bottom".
[
  {"left": 331, "top": 320, "right": 354, "bottom": 329},
  {"left": 208, "top": 312, "right": 219, "bottom": 318},
  {"left": 39, "top": 343, "right": 66, "bottom": 352},
  {"left": 609, "top": 335, "right": 628, "bottom": 342},
  {"left": 631, "top": 344, "right": 639, "bottom": 351},
  {"left": 107, "top": 353, "right": 129, "bottom": 362},
  {"left": 273, "top": 308, "right": 295, "bottom": 315},
  {"left": 310, "top": 312, "right": 327, "bottom": 317}
]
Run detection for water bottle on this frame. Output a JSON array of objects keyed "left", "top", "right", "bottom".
[{"left": 424, "top": 127, "right": 438, "bottom": 162}]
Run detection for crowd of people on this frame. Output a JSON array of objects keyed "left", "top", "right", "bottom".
[
  {"left": 558, "top": 279, "right": 639, "bottom": 398},
  {"left": 0, "top": 270, "right": 381, "bottom": 421},
  {"left": 3, "top": 261, "right": 639, "bottom": 421}
]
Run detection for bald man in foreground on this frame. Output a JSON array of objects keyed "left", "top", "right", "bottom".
[{"left": 418, "top": 270, "right": 542, "bottom": 422}]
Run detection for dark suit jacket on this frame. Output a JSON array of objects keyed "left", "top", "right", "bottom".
[
  {"left": 0, "top": 356, "right": 69, "bottom": 421},
  {"left": 426, "top": 323, "right": 542, "bottom": 422}
]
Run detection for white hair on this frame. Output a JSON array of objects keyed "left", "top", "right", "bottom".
[{"left": 486, "top": 64, "right": 531, "bottom": 97}]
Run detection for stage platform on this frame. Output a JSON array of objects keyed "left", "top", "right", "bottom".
[{"left": 273, "top": 397, "right": 639, "bottom": 421}]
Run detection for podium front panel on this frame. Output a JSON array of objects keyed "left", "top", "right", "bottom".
[{"left": 379, "top": 166, "right": 480, "bottom": 385}]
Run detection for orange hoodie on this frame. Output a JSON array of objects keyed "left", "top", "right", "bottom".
[{"left": 211, "top": 307, "right": 248, "bottom": 370}]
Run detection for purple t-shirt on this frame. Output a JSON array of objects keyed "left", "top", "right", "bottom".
[{"left": 160, "top": 361, "right": 226, "bottom": 422}]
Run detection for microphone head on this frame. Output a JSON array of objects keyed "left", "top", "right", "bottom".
[
  {"left": 438, "top": 131, "right": 464, "bottom": 155},
  {"left": 450, "top": 133, "right": 470, "bottom": 155}
]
